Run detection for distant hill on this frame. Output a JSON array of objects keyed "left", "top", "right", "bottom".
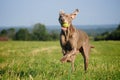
[
  {"left": 0, "top": 24, "right": 118, "bottom": 36},
  {"left": 46, "top": 24, "right": 117, "bottom": 36},
  {"left": 0, "top": 26, "right": 33, "bottom": 32},
  {"left": 46, "top": 24, "right": 118, "bottom": 29},
  {"left": 81, "top": 27, "right": 116, "bottom": 36}
]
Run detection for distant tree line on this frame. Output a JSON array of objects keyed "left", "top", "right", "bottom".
[
  {"left": 94, "top": 24, "right": 120, "bottom": 41},
  {"left": 1, "top": 23, "right": 120, "bottom": 41},
  {"left": 0, "top": 23, "right": 59, "bottom": 41}
]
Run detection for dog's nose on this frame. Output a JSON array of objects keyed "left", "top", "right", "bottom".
[{"left": 61, "top": 17, "right": 65, "bottom": 22}]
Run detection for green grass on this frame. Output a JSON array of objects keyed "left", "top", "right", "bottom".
[{"left": 0, "top": 41, "right": 120, "bottom": 80}]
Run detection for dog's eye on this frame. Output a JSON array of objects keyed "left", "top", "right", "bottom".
[
  {"left": 66, "top": 15, "right": 68, "bottom": 17},
  {"left": 60, "top": 15, "right": 63, "bottom": 18}
]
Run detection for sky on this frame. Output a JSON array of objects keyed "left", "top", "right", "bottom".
[{"left": 0, "top": 0, "right": 120, "bottom": 26}]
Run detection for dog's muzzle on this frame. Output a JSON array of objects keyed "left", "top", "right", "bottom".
[{"left": 61, "top": 27, "right": 67, "bottom": 31}]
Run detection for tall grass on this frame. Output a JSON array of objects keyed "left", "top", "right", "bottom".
[{"left": 0, "top": 41, "right": 120, "bottom": 80}]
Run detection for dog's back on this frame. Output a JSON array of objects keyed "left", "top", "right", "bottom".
[{"left": 76, "top": 29, "right": 89, "bottom": 49}]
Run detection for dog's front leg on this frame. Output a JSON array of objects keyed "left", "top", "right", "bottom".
[
  {"left": 67, "top": 48, "right": 77, "bottom": 71},
  {"left": 60, "top": 48, "right": 76, "bottom": 62},
  {"left": 62, "top": 49, "right": 66, "bottom": 56},
  {"left": 67, "top": 48, "right": 77, "bottom": 57}
]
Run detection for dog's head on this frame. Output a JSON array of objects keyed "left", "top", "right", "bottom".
[{"left": 58, "top": 9, "right": 79, "bottom": 31}]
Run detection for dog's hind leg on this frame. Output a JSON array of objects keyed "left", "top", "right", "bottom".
[{"left": 81, "top": 44, "right": 90, "bottom": 71}]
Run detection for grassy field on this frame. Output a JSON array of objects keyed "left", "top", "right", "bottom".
[{"left": 0, "top": 41, "right": 120, "bottom": 80}]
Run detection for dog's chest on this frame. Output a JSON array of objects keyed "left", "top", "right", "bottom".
[{"left": 60, "top": 33, "right": 73, "bottom": 50}]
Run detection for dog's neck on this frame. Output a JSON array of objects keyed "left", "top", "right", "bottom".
[{"left": 62, "top": 24, "right": 76, "bottom": 41}]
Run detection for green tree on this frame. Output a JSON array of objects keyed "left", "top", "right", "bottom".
[
  {"left": 0, "top": 29, "right": 7, "bottom": 36},
  {"left": 94, "top": 24, "right": 120, "bottom": 41},
  {"left": 50, "top": 30, "right": 59, "bottom": 40},
  {"left": 7, "top": 28, "right": 16, "bottom": 40},
  {"left": 32, "top": 23, "right": 48, "bottom": 41},
  {"left": 15, "top": 28, "right": 30, "bottom": 40},
  {"left": 116, "top": 24, "right": 120, "bottom": 30},
  {"left": 106, "top": 24, "right": 120, "bottom": 40}
]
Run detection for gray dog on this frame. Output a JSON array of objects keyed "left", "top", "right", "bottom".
[{"left": 58, "top": 9, "right": 94, "bottom": 71}]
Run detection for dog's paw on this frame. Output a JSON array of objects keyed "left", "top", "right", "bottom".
[
  {"left": 60, "top": 55, "right": 73, "bottom": 63},
  {"left": 60, "top": 56, "right": 67, "bottom": 63}
]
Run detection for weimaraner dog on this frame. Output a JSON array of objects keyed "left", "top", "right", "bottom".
[{"left": 58, "top": 9, "right": 94, "bottom": 71}]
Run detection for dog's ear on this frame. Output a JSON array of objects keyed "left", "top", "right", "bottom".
[
  {"left": 59, "top": 10, "right": 65, "bottom": 15},
  {"left": 71, "top": 9, "right": 79, "bottom": 19}
]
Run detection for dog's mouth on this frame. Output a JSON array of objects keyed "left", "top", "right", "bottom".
[
  {"left": 61, "top": 22, "right": 70, "bottom": 31},
  {"left": 61, "top": 27, "right": 67, "bottom": 31}
]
